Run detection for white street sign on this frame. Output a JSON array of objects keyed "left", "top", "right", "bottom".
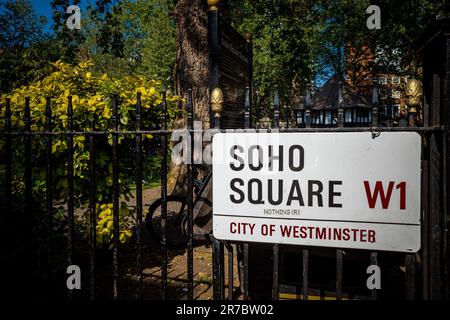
[{"left": 212, "top": 132, "right": 421, "bottom": 253}]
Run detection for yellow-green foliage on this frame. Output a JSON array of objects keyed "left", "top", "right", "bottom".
[
  {"left": 97, "top": 204, "right": 133, "bottom": 248},
  {"left": 1, "top": 60, "right": 179, "bottom": 248},
  {"left": 1, "top": 60, "right": 178, "bottom": 131}
]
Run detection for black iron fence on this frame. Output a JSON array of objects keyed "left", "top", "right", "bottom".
[
  {"left": 222, "top": 86, "right": 447, "bottom": 300},
  {"left": 0, "top": 91, "right": 192, "bottom": 300},
  {"left": 0, "top": 85, "right": 448, "bottom": 300}
]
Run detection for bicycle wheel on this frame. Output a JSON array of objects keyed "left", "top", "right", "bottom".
[{"left": 145, "top": 195, "right": 187, "bottom": 248}]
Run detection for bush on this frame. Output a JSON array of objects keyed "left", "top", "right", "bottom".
[{"left": 0, "top": 60, "right": 180, "bottom": 248}]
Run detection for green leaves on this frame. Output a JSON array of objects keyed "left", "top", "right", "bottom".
[
  {"left": 96, "top": 202, "right": 134, "bottom": 247},
  {"left": 229, "top": 0, "right": 318, "bottom": 107},
  {"left": 228, "top": 0, "right": 446, "bottom": 114},
  {"left": 1, "top": 59, "right": 179, "bottom": 249}
]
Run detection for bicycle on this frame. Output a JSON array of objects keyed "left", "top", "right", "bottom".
[
  {"left": 145, "top": 164, "right": 212, "bottom": 248},
  {"left": 145, "top": 164, "right": 246, "bottom": 296}
]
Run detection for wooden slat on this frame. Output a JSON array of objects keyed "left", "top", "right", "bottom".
[
  {"left": 429, "top": 133, "right": 442, "bottom": 299},
  {"left": 432, "top": 74, "right": 441, "bottom": 126},
  {"left": 421, "top": 148, "right": 430, "bottom": 299}
]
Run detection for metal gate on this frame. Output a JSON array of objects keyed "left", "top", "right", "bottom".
[
  {"left": 0, "top": 83, "right": 448, "bottom": 301},
  {"left": 1, "top": 11, "right": 449, "bottom": 304},
  {"left": 208, "top": 13, "right": 450, "bottom": 301},
  {"left": 209, "top": 85, "right": 447, "bottom": 301}
]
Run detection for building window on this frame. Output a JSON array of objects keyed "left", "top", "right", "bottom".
[
  {"left": 332, "top": 112, "right": 338, "bottom": 124},
  {"left": 296, "top": 111, "right": 304, "bottom": 125},
  {"left": 386, "top": 105, "right": 392, "bottom": 119},
  {"left": 312, "top": 113, "right": 319, "bottom": 125},
  {"left": 391, "top": 89, "right": 401, "bottom": 99},
  {"left": 353, "top": 108, "right": 358, "bottom": 123},
  {"left": 392, "top": 104, "right": 400, "bottom": 118},
  {"left": 362, "top": 110, "right": 368, "bottom": 123},
  {"left": 354, "top": 109, "right": 359, "bottom": 123},
  {"left": 392, "top": 76, "right": 400, "bottom": 85},
  {"left": 325, "top": 111, "right": 332, "bottom": 125},
  {"left": 379, "top": 105, "right": 387, "bottom": 118},
  {"left": 379, "top": 76, "right": 387, "bottom": 85},
  {"left": 345, "top": 109, "right": 352, "bottom": 123}
]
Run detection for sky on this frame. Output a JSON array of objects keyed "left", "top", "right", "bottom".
[
  {"left": 30, "top": 0, "right": 88, "bottom": 32},
  {"left": 6, "top": 0, "right": 331, "bottom": 87}
]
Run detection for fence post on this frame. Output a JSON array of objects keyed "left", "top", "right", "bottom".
[
  {"left": 336, "top": 81, "right": 345, "bottom": 300},
  {"left": 336, "top": 249, "right": 343, "bottom": 300},
  {"left": 89, "top": 118, "right": 96, "bottom": 300},
  {"left": 338, "top": 107, "right": 344, "bottom": 128},
  {"left": 405, "top": 254, "right": 416, "bottom": 300},
  {"left": 372, "top": 85, "right": 379, "bottom": 127},
  {"left": 227, "top": 244, "right": 233, "bottom": 300},
  {"left": 272, "top": 244, "right": 279, "bottom": 300},
  {"left": 3, "top": 99, "right": 12, "bottom": 294},
  {"left": 45, "top": 97, "right": 54, "bottom": 295},
  {"left": 21, "top": 98, "right": 36, "bottom": 296},
  {"left": 5, "top": 99, "right": 11, "bottom": 217},
  {"left": 24, "top": 98, "right": 32, "bottom": 263},
  {"left": 442, "top": 128, "right": 448, "bottom": 300},
  {"left": 272, "top": 86, "right": 280, "bottom": 300},
  {"left": 187, "top": 89, "right": 194, "bottom": 300},
  {"left": 273, "top": 85, "right": 280, "bottom": 129},
  {"left": 67, "top": 96, "right": 75, "bottom": 300},
  {"left": 305, "top": 86, "right": 311, "bottom": 128},
  {"left": 212, "top": 239, "right": 224, "bottom": 300},
  {"left": 245, "top": 87, "right": 251, "bottom": 129},
  {"left": 371, "top": 107, "right": 379, "bottom": 127},
  {"left": 211, "top": 86, "right": 224, "bottom": 300},
  {"left": 246, "top": 32, "right": 253, "bottom": 128},
  {"left": 408, "top": 107, "right": 417, "bottom": 127},
  {"left": 338, "top": 81, "right": 344, "bottom": 128},
  {"left": 208, "top": 0, "right": 220, "bottom": 128},
  {"left": 421, "top": 136, "right": 429, "bottom": 299},
  {"left": 305, "top": 109, "right": 311, "bottom": 128},
  {"left": 135, "top": 92, "right": 143, "bottom": 300},
  {"left": 370, "top": 252, "right": 378, "bottom": 300},
  {"left": 112, "top": 94, "right": 120, "bottom": 300},
  {"left": 161, "top": 91, "right": 168, "bottom": 300},
  {"left": 302, "top": 249, "right": 309, "bottom": 300},
  {"left": 243, "top": 86, "right": 250, "bottom": 300}
]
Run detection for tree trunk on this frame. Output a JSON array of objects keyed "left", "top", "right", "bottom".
[
  {"left": 168, "top": 0, "right": 210, "bottom": 195},
  {"left": 175, "top": 0, "right": 210, "bottom": 124}
]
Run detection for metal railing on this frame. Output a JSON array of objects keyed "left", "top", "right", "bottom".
[{"left": 0, "top": 85, "right": 447, "bottom": 300}]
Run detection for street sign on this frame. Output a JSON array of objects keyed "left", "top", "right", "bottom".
[{"left": 212, "top": 132, "right": 421, "bottom": 252}]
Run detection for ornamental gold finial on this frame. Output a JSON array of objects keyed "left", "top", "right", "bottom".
[
  {"left": 208, "top": 0, "right": 220, "bottom": 11},
  {"left": 211, "top": 88, "right": 224, "bottom": 117},
  {"left": 405, "top": 79, "right": 423, "bottom": 111}
]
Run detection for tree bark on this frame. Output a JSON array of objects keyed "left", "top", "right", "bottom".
[
  {"left": 168, "top": 0, "right": 210, "bottom": 195},
  {"left": 174, "top": 0, "right": 210, "bottom": 125}
]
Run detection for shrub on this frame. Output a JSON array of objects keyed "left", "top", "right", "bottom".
[{"left": 0, "top": 60, "right": 180, "bottom": 248}]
